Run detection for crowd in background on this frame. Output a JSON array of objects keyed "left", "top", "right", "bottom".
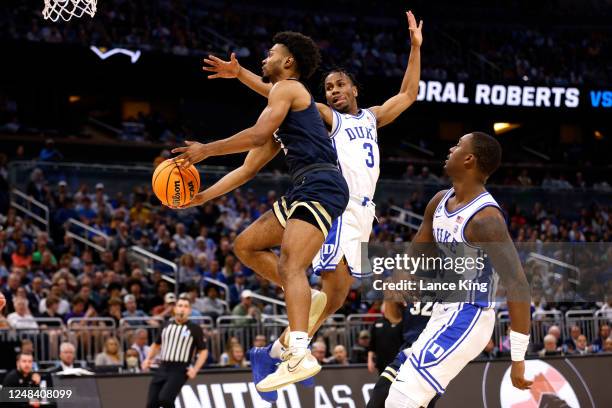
[
  {"left": 0, "top": 0, "right": 609, "bottom": 86},
  {"left": 1, "top": 156, "right": 611, "bottom": 369}
]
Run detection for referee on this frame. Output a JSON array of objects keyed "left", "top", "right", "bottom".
[{"left": 142, "top": 296, "right": 208, "bottom": 408}]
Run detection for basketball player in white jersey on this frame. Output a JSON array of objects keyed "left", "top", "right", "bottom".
[
  {"left": 385, "top": 132, "right": 533, "bottom": 408},
  {"left": 195, "top": 11, "right": 422, "bottom": 400}
]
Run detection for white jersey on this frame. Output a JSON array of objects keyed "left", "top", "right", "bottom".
[
  {"left": 329, "top": 108, "right": 380, "bottom": 201},
  {"left": 311, "top": 108, "right": 379, "bottom": 278},
  {"left": 432, "top": 188, "right": 501, "bottom": 307}
]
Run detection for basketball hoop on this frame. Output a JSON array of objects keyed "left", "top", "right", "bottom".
[{"left": 43, "top": 0, "right": 98, "bottom": 22}]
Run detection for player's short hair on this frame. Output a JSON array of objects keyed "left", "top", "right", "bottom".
[
  {"left": 469, "top": 132, "right": 502, "bottom": 176},
  {"left": 272, "top": 31, "right": 321, "bottom": 79},
  {"left": 177, "top": 294, "right": 192, "bottom": 305},
  {"left": 16, "top": 352, "right": 33, "bottom": 361},
  {"left": 321, "top": 67, "right": 361, "bottom": 91}
]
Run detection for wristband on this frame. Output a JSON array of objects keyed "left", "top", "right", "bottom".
[{"left": 510, "top": 330, "right": 530, "bottom": 361}]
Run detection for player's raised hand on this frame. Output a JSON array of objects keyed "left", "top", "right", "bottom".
[
  {"left": 510, "top": 361, "right": 533, "bottom": 390},
  {"left": 407, "top": 10, "right": 423, "bottom": 47},
  {"left": 172, "top": 140, "right": 208, "bottom": 169},
  {"left": 203, "top": 53, "right": 241, "bottom": 79}
]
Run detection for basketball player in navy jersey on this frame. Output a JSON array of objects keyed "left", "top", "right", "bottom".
[
  {"left": 384, "top": 132, "right": 532, "bottom": 408},
  {"left": 197, "top": 11, "right": 422, "bottom": 401},
  {"left": 173, "top": 32, "right": 349, "bottom": 391}
]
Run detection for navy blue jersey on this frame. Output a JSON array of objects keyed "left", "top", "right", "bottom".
[
  {"left": 401, "top": 302, "right": 433, "bottom": 348},
  {"left": 274, "top": 81, "right": 338, "bottom": 178}
]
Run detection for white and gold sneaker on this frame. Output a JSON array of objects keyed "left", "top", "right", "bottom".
[
  {"left": 256, "top": 349, "right": 321, "bottom": 392},
  {"left": 282, "top": 289, "right": 327, "bottom": 345}
]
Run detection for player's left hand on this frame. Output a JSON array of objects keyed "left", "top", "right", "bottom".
[
  {"left": 186, "top": 367, "right": 198, "bottom": 379},
  {"left": 172, "top": 140, "right": 208, "bottom": 169},
  {"left": 178, "top": 191, "right": 209, "bottom": 209},
  {"left": 510, "top": 361, "right": 533, "bottom": 390},
  {"left": 407, "top": 10, "right": 423, "bottom": 47}
]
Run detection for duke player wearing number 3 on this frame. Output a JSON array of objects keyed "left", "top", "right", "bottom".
[
  {"left": 198, "top": 11, "right": 422, "bottom": 401},
  {"left": 384, "top": 132, "right": 533, "bottom": 408}
]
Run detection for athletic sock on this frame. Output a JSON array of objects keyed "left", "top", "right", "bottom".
[
  {"left": 289, "top": 331, "right": 309, "bottom": 356},
  {"left": 269, "top": 339, "right": 285, "bottom": 359}
]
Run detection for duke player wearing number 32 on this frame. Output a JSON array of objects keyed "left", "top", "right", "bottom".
[
  {"left": 385, "top": 132, "right": 532, "bottom": 408},
  {"left": 196, "top": 11, "right": 422, "bottom": 402}
]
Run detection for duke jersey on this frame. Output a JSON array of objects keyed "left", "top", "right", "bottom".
[
  {"left": 329, "top": 108, "right": 380, "bottom": 200},
  {"left": 432, "top": 188, "right": 502, "bottom": 307}
]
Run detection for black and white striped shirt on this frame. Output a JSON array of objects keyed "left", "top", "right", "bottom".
[{"left": 155, "top": 320, "right": 206, "bottom": 365}]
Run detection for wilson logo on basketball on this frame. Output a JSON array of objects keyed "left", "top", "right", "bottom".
[
  {"left": 172, "top": 181, "right": 181, "bottom": 206},
  {"left": 188, "top": 181, "right": 195, "bottom": 199}
]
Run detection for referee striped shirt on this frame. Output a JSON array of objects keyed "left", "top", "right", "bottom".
[{"left": 155, "top": 320, "right": 206, "bottom": 365}]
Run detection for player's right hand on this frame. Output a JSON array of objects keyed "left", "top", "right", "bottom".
[
  {"left": 510, "top": 361, "right": 533, "bottom": 390},
  {"left": 203, "top": 53, "right": 241, "bottom": 79}
]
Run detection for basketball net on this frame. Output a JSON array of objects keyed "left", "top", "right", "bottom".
[{"left": 43, "top": 0, "right": 97, "bottom": 22}]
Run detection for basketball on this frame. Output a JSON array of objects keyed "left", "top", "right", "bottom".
[{"left": 152, "top": 159, "right": 200, "bottom": 207}]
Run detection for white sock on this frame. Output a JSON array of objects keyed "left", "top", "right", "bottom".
[
  {"left": 289, "top": 331, "right": 309, "bottom": 356},
  {"left": 269, "top": 338, "right": 285, "bottom": 359}
]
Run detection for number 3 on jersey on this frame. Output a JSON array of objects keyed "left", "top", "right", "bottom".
[{"left": 363, "top": 142, "right": 375, "bottom": 168}]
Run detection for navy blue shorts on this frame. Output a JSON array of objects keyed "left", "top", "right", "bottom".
[{"left": 273, "top": 168, "right": 349, "bottom": 238}]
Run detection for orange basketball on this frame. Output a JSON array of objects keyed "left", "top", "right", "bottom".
[{"left": 152, "top": 159, "right": 200, "bottom": 207}]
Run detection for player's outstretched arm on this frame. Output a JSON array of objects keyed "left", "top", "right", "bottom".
[
  {"left": 179, "top": 138, "right": 280, "bottom": 208},
  {"left": 464, "top": 207, "right": 533, "bottom": 391},
  {"left": 369, "top": 11, "right": 422, "bottom": 128},
  {"left": 203, "top": 53, "right": 273, "bottom": 98},
  {"left": 203, "top": 54, "right": 333, "bottom": 127},
  {"left": 172, "top": 81, "right": 294, "bottom": 167}
]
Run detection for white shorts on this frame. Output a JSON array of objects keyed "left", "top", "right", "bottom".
[
  {"left": 312, "top": 198, "right": 375, "bottom": 278},
  {"left": 389, "top": 302, "right": 495, "bottom": 407}
]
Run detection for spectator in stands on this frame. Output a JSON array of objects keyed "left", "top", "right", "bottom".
[
  {"left": 131, "top": 329, "right": 151, "bottom": 364},
  {"left": 219, "top": 336, "right": 240, "bottom": 366},
  {"left": 64, "top": 296, "right": 95, "bottom": 322},
  {"left": 1, "top": 272, "right": 21, "bottom": 314},
  {"left": 573, "top": 335, "right": 590, "bottom": 355},
  {"left": 229, "top": 271, "right": 250, "bottom": 306},
  {"left": 153, "top": 292, "right": 177, "bottom": 320},
  {"left": 104, "top": 297, "right": 123, "bottom": 326},
  {"left": 312, "top": 341, "right": 327, "bottom": 364},
  {"left": 199, "top": 285, "right": 225, "bottom": 320},
  {"left": 252, "top": 334, "right": 266, "bottom": 349},
  {"left": 225, "top": 343, "right": 248, "bottom": 368},
  {"left": 39, "top": 138, "right": 63, "bottom": 162},
  {"left": 478, "top": 338, "right": 499, "bottom": 360},
  {"left": 7, "top": 296, "right": 38, "bottom": 330},
  {"left": 231, "top": 290, "right": 258, "bottom": 326},
  {"left": 325, "top": 345, "right": 350, "bottom": 365},
  {"left": 538, "top": 334, "right": 562, "bottom": 357},
  {"left": 178, "top": 253, "right": 200, "bottom": 284},
  {"left": 26, "top": 168, "right": 49, "bottom": 203},
  {"left": 95, "top": 336, "right": 123, "bottom": 367},
  {"left": 564, "top": 325, "right": 582, "bottom": 352},
  {"left": 604, "top": 337, "right": 612, "bottom": 353},
  {"left": 39, "top": 284, "right": 71, "bottom": 315},
  {"left": 350, "top": 330, "right": 370, "bottom": 364},
  {"left": 123, "top": 348, "right": 141, "bottom": 373},
  {"left": 547, "top": 325, "right": 563, "bottom": 348},
  {"left": 173, "top": 223, "right": 194, "bottom": 254},
  {"left": 122, "top": 294, "right": 148, "bottom": 324},
  {"left": 11, "top": 242, "right": 32, "bottom": 269},
  {"left": 592, "top": 324, "right": 610, "bottom": 352},
  {"left": 50, "top": 342, "right": 85, "bottom": 372}
]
